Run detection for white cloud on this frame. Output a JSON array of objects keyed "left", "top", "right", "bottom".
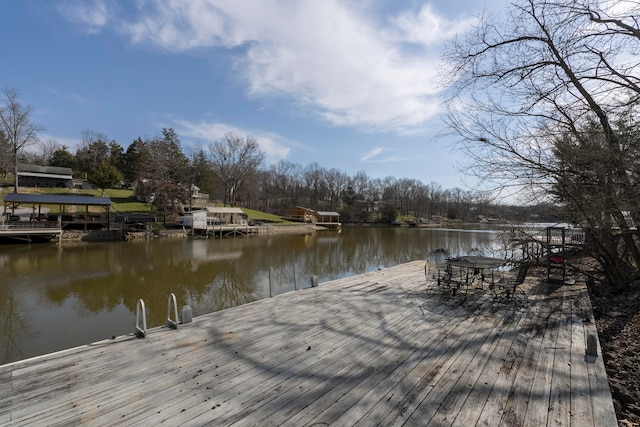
[
  {"left": 360, "top": 147, "right": 412, "bottom": 163},
  {"left": 57, "top": 0, "right": 110, "bottom": 34},
  {"left": 389, "top": 4, "right": 476, "bottom": 45},
  {"left": 603, "top": 0, "right": 639, "bottom": 17},
  {"left": 361, "top": 148, "right": 383, "bottom": 161},
  {"left": 60, "top": 0, "right": 478, "bottom": 134},
  {"left": 173, "top": 119, "right": 291, "bottom": 164}
]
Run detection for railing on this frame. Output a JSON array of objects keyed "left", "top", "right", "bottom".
[
  {"left": 510, "top": 227, "right": 585, "bottom": 245},
  {"left": 0, "top": 221, "right": 62, "bottom": 231}
]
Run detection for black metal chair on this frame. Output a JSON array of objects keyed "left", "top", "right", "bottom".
[{"left": 490, "top": 260, "right": 531, "bottom": 301}]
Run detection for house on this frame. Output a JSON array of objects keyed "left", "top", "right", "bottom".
[
  {"left": 288, "top": 207, "right": 316, "bottom": 223},
  {"left": 17, "top": 164, "right": 73, "bottom": 188}
]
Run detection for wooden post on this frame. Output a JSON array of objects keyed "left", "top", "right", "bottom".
[
  {"left": 293, "top": 264, "right": 298, "bottom": 290},
  {"left": 310, "top": 275, "right": 318, "bottom": 287},
  {"left": 181, "top": 305, "right": 193, "bottom": 324},
  {"left": 269, "top": 267, "right": 274, "bottom": 297}
]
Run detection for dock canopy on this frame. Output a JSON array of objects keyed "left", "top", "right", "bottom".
[
  {"left": 315, "top": 211, "right": 341, "bottom": 229},
  {"left": 316, "top": 211, "right": 340, "bottom": 221},
  {"left": 3, "top": 193, "right": 112, "bottom": 229},
  {"left": 205, "top": 207, "right": 247, "bottom": 225}
]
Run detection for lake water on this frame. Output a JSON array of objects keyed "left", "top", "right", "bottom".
[{"left": 0, "top": 225, "right": 510, "bottom": 364}]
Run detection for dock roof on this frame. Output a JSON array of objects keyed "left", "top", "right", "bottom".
[
  {"left": 3, "top": 193, "right": 111, "bottom": 206},
  {"left": 316, "top": 211, "right": 340, "bottom": 216},
  {"left": 205, "top": 207, "right": 244, "bottom": 214},
  {"left": 17, "top": 163, "right": 73, "bottom": 177}
]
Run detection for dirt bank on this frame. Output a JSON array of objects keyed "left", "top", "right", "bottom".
[{"left": 588, "top": 277, "right": 640, "bottom": 426}]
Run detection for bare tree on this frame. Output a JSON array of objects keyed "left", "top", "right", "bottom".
[
  {"left": 40, "top": 139, "right": 63, "bottom": 166},
  {"left": 209, "top": 132, "right": 265, "bottom": 206},
  {"left": 303, "top": 163, "right": 326, "bottom": 208},
  {"left": 0, "top": 87, "right": 44, "bottom": 192},
  {"left": 76, "top": 130, "right": 110, "bottom": 176},
  {"left": 0, "top": 129, "right": 7, "bottom": 178},
  {"left": 444, "top": 0, "right": 640, "bottom": 284},
  {"left": 323, "top": 168, "right": 348, "bottom": 211}
]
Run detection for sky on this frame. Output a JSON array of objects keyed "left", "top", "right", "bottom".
[{"left": 0, "top": 0, "right": 508, "bottom": 191}]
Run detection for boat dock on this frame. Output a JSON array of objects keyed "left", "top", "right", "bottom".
[
  {"left": 206, "top": 224, "right": 260, "bottom": 238},
  {"left": 0, "top": 222, "right": 62, "bottom": 242},
  {"left": 0, "top": 261, "right": 616, "bottom": 426}
]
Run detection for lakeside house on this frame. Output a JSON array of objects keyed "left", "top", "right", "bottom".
[
  {"left": 287, "top": 206, "right": 316, "bottom": 223},
  {"left": 285, "top": 206, "right": 341, "bottom": 228},
  {"left": 16, "top": 164, "right": 73, "bottom": 188}
]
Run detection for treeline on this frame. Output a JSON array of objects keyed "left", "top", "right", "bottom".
[{"left": 9, "top": 127, "right": 509, "bottom": 223}]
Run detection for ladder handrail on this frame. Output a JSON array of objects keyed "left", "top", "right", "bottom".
[
  {"left": 167, "top": 293, "right": 179, "bottom": 329},
  {"left": 135, "top": 299, "right": 147, "bottom": 338}
]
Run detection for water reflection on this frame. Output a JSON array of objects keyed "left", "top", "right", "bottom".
[{"left": 0, "top": 225, "right": 504, "bottom": 364}]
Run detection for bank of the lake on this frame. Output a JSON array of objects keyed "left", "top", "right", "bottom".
[{"left": 50, "top": 222, "right": 317, "bottom": 243}]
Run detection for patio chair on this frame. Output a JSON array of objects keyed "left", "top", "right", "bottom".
[
  {"left": 490, "top": 260, "right": 531, "bottom": 301},
  {"left": 433, "top": 265, "right": 466, "bottom": 298}
]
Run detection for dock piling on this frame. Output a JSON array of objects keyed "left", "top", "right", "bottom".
[
  {"left": 181, "top": 305, "right": 193, "bottom": 324},
  {"left": 269, "top": 267, "right": 274, "bottom": 297}
]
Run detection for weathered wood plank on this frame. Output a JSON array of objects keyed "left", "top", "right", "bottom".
[
  {"left": 24, "top": 296, "right": 411, "bottom": 425},
  {"left": 522, "top": 285, "right": 563, "bottom": 426},
  {"left": 35, "top": 270, "right": 432, "bottom": 427},
  {"left": 115, "top": 298, "right": 428, "bottom": 425},
  {"left": 425, "top": 309, "right": 517, "bottom": 426},
  {"left": 358, "top": 310, "right": 488, "bottom": 426},
  {"left": 0, "top": 369, "right": 11, "bottom": 426},
  {"left": 570, "top": 284, "right": 617, "bottom": 427},
  {"left": 473, "top": 282, "right": 545, "bottom": 427},
  {"left": 0, "top": 261, "right": 617, "bottom": 427},
  {"left": 239, "top": 299, "right": 453, "bottom": 426},
  {"left": 498, "top": 284, "right": 554, "bottom": 427},
  {"left": 548, "top": 285, "right": 572, "bottom": 427},
  {"left": 10, "top": 276, "right": 412, "bottom": 422},
  {"left": 196, "top": 308, "right": 434, "bottom": 426},
  {"left": 568, "top": 287, "right": 595, "bottom": 427},
  {"left": 273, "top": 305, "right": 461, "bottom": 426},
  {"left": 450, "top": 306, "right": 530, "bottom": 427}
]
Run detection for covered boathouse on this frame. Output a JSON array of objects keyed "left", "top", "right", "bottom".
[
  {"left": 315, "top": 210, "right": 341, "bottom": 229},
  {"left": 2, "top": 193, "right": 112, "bottom": 231}
]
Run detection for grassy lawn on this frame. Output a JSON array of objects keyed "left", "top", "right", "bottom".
[
  {"left": 241, "top": 207, "right": 291, "bottom": 224},
  {"left": 79, "top": 189, "right": 150, "bottom": 213}
]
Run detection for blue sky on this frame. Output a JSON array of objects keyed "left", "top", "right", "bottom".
[{"left": 1, "top": 0, "right": 507, "bottom": 190}]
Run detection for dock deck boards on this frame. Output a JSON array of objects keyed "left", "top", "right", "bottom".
[{"left": 0, "top": 261, "right": 616, "bottom": 426}]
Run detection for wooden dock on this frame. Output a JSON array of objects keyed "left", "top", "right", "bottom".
[
  {"left": 0, "top": 261, "right": 616, "bottom": 426},
  {"left": 0, "top": 222, "right": 62, "bottom": 242}
]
